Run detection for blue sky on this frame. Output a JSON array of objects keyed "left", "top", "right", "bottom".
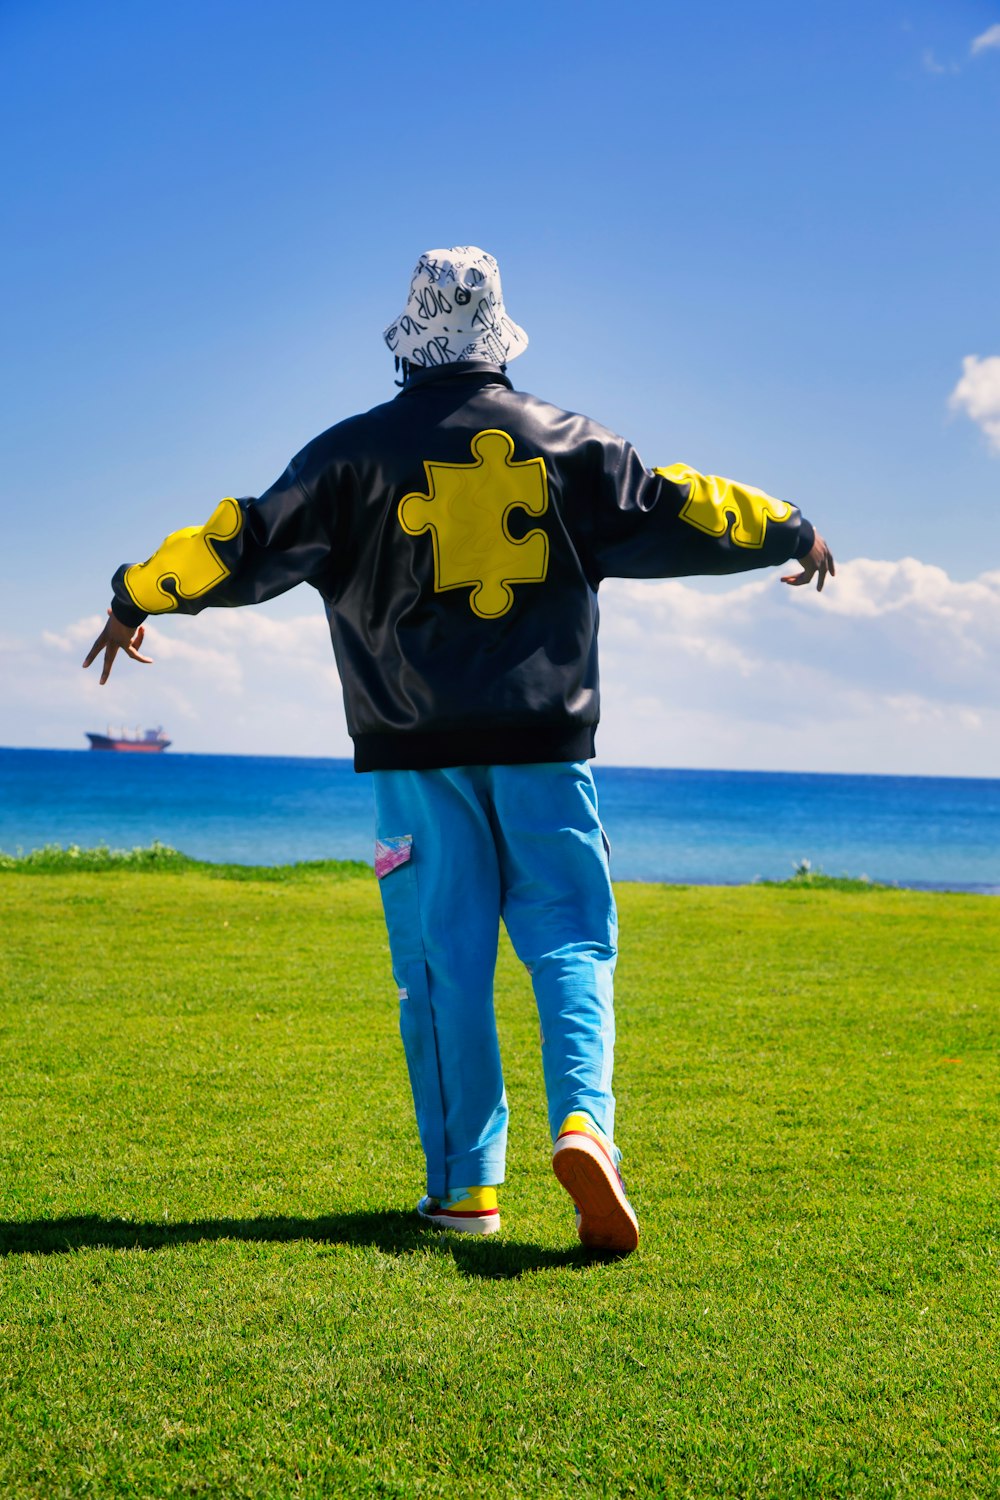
[{"left": 2, "top": 0, "right": 998, "bottom": 773}]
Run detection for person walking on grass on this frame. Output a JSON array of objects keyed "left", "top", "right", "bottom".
[{"left": 84, "top": 246, "right": 834, "bottom": 1256}]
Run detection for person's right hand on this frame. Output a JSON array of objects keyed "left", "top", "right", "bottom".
[
  {"left": 781, "top": 532, "right": 835, "bottom": 593},
  {"left": 82, "top": 610, "right": 153, "bottom": 684}
]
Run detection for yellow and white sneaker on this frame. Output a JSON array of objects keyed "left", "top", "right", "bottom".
[
  {"left": 552, "top": 1112, "right": 639, "bottom": 1255},
  {"left": 416, "top": 1186, "right": 500, "bottom": 1235}
]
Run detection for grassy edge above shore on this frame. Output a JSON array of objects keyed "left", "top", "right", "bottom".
[
  {"left": 0, "top": 841, "right": 948, "bottom": 893},
  {"left": 0, "top": 842, "right": 371, "bottom": 881}
]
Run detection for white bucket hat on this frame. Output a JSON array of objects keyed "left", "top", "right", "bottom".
[{"left": 383, "top": 246, "right": 528, "bottom": 369}]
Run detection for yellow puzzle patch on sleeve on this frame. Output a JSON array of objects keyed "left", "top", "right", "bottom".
[
  {"left": 656, "top": 463, "right": 792, "bottom": 549},
  {"left": 398, "top": 430, "right": 549, "bottom": 619},
  {"left": 123, "top": 497, "right": 243, "bottom": 613}
]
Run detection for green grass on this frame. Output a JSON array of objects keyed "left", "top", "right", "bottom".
[
  {"left": 0, "top": 853, "right": 997, "bottom": 1497},
  {"left": 0, "top": 841, "right": 369, "bottom": 881}
]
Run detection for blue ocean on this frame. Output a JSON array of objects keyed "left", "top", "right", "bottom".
[{"left": 0, "top": 748, "right": 997, "bottom": 893}]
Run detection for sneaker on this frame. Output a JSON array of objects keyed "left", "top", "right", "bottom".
[
  {"left": 552, "top": 1112, "right": 639, "bottom": 1255},
  {"left": 416, "top": 1186, "right": 500, "bottom": 1235}
]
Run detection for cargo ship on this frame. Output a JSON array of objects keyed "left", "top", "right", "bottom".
[{"left": 85, "top": 727, "right": 171, "bottom": 753}]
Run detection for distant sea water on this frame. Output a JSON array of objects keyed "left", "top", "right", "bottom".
[{"left": 0, "top": 748, "right": 997, "bottom": 893}]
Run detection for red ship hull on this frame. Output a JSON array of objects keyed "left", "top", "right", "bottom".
[{"left": 86, "top": 733, "right": 171, "bottom": 752}]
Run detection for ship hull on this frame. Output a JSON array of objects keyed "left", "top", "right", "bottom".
[{"left": 86, "top": 734, "right": 171, "bottom": 753}]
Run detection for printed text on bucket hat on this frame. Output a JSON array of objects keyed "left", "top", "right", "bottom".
[{"left": 383, "top": 247, "right": 529, "bottom": 369}]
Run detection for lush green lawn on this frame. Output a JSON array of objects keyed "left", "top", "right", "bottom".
[{"left": 0, "top": 855, "right": 997, "bottom": 1497}]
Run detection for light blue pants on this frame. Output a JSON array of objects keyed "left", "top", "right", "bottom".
[{"left": 372, "top": 762, "right": 618, "bottom": 1198}]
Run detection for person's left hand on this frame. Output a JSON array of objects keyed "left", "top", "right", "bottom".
[
  {"left": 781, "top": 531, "right": 835, "bottom": 592},
  {"left": 82, "top": 610, "right": 153, "bottom": 684}
]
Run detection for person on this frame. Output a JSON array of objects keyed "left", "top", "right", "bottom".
[{"left": 84, "top": 246, "right": 833, "bottom": 1256}]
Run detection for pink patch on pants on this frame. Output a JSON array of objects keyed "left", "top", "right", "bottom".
[{"left": 375, "top": 835, "right": 413, "bottom": 880}]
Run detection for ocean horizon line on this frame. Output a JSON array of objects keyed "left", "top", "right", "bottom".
[{"left": 2, "top": 744, "right": 998, "bottom": 787}]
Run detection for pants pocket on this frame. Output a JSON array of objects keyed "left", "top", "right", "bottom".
[{"left": 376, "top": 841, "right": 447, "bottom": 1196}]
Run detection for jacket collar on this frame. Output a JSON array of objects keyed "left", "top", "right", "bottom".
[{"left": 399, "top": 360, "right": 514, "bottom": 395}]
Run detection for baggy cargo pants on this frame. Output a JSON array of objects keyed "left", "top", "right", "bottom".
[{"left": 372, "top": 761, "right": 618, "bottom": 1198}]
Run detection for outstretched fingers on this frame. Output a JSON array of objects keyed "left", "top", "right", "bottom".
[
  {"left": 125, "top": 624, "right": 153, "bottom": 664},
  {"left": 780, "top": 564, "right": 818, "bottom": 589},
  {"left": 99, "top": 641, "right": 121, "bottom": 685},
  {"left": 82, "top": 610, "right": 153, "bottom": 684},
  {"left": 781, "top": 533, "right": 835, "bottom": 592}
]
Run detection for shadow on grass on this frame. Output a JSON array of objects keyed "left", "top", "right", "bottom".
[{"left": 0, "top": 1211, "right": 598, "bottom": 1279}]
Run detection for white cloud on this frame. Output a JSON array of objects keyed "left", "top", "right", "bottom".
[
  {"left": 596, "top": 560, "right": 1000, "bottom": 776},
  {"left": 922, "top": 48, "right": 958, "bottom": 75},
  {"left": 949, "top": 355, "right": 1000, "bottom": 451},
  {"left": 971, "top": 23, "right": 1000, "bottom": 54},
  {"left": 10, "top": 606, "right": 350, "bottom": 758},
  {"left": 4, "top": 561, "right": 1000, "bottom": 776}
]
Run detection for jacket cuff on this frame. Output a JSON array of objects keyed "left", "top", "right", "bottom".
[
  {"left": 111, "top": 597, "right": 148, "bottom": 630},
  {"left": 793, "top": 519, "right": 816, "bottom": 560}
]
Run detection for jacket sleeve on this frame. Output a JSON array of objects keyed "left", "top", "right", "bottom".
[
  {"left": 583, "top": 440, "right": 815, "bottom": 582},
  {"left": 109, "top": 454, "right": 337, "bottom": 629}
]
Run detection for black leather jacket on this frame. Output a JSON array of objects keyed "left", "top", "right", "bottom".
[{"left": 110, "top": 362, "right": 816, "bottom": 771}]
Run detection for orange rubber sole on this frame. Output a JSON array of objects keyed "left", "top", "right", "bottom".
[{"left": 552, "top": 1133, "right": 639, "bottom": 1255}]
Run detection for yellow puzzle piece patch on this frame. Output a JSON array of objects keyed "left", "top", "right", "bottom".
[
  {"left": 124, "top": 497, "right": 243, "bottom": 613},
  {"left": 656, "top": 463, "right": 792, "bottom": 549},
  {"left": 398, "top": 429, "right": 549, "bottom": 619}
]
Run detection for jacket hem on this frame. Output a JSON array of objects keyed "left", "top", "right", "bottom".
[{"left": 353, "top": 725, "right": 597, "bottom": 772}]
